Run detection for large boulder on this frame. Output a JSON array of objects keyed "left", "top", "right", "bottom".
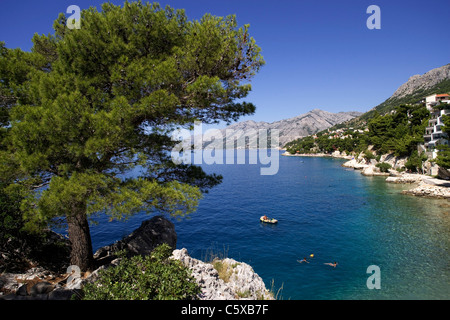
[
  {"left": 94, "top": 215, "right": 177, "bottom": 265},
  {"left": 437, "top": 166, "right": 450, "bottom": 180}
]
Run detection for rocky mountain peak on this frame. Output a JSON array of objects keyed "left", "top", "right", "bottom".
[{"left": 389, "top": 64, "right": 450, "bottom": 100}]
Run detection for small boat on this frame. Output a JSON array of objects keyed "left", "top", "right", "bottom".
[{"left": 260, "top": 216, "right": 278, "bottom": 224}]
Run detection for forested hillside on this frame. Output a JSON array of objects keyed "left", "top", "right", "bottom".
[{"left": 284, "top": 104, "right": 432, "bottom": 171}]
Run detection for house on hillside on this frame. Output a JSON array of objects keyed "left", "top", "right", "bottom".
[
  {"left": 425, "top": 93, "right": 450, "bottom": 108},
  {"left": 423, "top": 93, "right": 450, "bottom": 159}
]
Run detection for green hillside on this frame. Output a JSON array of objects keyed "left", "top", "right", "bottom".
[
  {"left": 285, "top": 103, "right": 429, "bottom": 160},
  {"left": 284, "top": 75, "right": 450, "bottom": 172}
]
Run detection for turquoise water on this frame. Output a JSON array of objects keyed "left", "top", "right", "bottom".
[{"left": 89, "top": 150, "right": 450, "bottom": 300}]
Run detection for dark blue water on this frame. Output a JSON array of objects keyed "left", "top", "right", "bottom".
[{"left": 89, "top": 150, "right": 450, "bottom": 300}]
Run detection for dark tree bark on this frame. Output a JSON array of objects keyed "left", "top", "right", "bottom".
[{"left": 67, "top": 207, "right": 94, "bottom": 272}]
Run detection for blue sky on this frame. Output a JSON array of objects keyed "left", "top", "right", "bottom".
[{"left": 1, "top": 0, "right": 449, "bottom": 125}]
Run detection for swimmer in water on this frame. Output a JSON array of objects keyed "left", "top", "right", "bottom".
[
  {"left": 324, "top": 262, "right": 338, "bottom": 268},
  {"left": 297, "top": 257, "right": 309, "bottom": 264}
]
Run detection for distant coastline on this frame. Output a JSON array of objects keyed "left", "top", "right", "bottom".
[
  {"left": 281, "top": 151, "right": 352, "bottom": 160},
  {"left": 282, "top": 150, "right": 450, "bottom": 199}
]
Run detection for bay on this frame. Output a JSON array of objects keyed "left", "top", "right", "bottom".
[{"left": 89, "top": 150, "right": 450, "bottom": 300}]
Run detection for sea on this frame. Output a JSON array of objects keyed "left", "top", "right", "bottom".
[{"left": 88, "top": 150, "right": 450, "bottom": 300}]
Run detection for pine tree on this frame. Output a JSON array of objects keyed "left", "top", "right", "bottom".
[{"left": 0, "top": 1, "right": 264, "bottom": 271}]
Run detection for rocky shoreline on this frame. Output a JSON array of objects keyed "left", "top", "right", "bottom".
[
  {"left": 282, "top": 150, "right": 450, "bottom": 199},
  {"left": 172, "top": 249, "right": 273, "bottom": 300},
  {"left": 0, "top": 216, "right": 273, "bottom": 300}
]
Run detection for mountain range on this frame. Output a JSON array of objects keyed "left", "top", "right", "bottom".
[
  {"left": 202, "top": 109, "right": 362, "bottom": 148},
  {"left": 202, "top": 63, "right": 450, "bottom": 148}
]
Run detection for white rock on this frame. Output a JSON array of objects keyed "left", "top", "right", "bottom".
[{"left": 171, "top": 249, "right": 273, "bottom": 300}]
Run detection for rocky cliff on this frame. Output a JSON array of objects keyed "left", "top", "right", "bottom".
[
  {"left": 389, "top": 64, "right": 450, "bottom": 100},
  {"left": 171, "top": 249, "right": 273, "bottom": 300}
]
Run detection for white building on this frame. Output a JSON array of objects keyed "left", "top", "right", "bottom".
[
  {"left": 423, "top": 94, "right": 450, "bottom": 158},
  {"left": 425, "top": 93, "right": 450, "bottom": 108}
]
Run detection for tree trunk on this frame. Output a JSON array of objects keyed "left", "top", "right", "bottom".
[{"left": 67, "top": 207, "right": 94, "bottom": 272}]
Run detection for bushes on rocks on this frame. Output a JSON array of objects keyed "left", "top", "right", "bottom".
[
  {"left": 375, "top": 162, "right": 392, "bottom": 173},
  {"left": 82, "top": 244, "right": 200, "bottom": 300}
]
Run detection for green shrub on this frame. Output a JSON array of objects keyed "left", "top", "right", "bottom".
[
  {"left": 364, "top": 149, "right": 376, "bottom": 161},
  {"left": 82, "top": 244, "right": 201, "bottom": 300},
  {"left": 405, "top": 150, "right": 427, "bottom": 172},
  {"left": 375, "top": 162, "right": 392, "bottom": 173}
]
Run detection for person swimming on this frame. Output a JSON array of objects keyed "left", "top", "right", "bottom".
[
  {"left": 297, "top": 257, "right": 309, "bottom": 264},
  {"left": 324, "top": 262, "right": 338, "bottom": 268}
]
